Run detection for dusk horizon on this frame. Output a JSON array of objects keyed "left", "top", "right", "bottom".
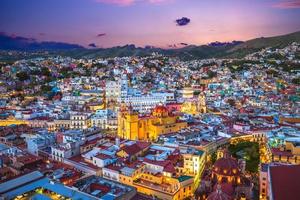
[{"left": 1, "top": 0, "right": 300, "bottom": 48}]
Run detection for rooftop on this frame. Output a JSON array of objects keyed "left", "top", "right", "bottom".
[{"left": 270, "top": 165, "right": 300, "bottom": 200}]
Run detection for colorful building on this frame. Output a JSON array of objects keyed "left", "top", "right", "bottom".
[
  {"left": 181, "top": 93, "right": 207, "bottom": 115},
  {"left": 118, "top": 104, "right": 187, "bottom": 141}
]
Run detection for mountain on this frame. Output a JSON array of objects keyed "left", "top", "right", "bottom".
[
  {"left": 60, "top": 31, "right": 300, "bottom": 60},
  {"left": 0, "top": 31, "right": 300, "bottom": 60},
  {"left": 226, "top": 31, "right": 300, "bottom": 58},
  {"left": 0, "top": 33, "right": 84, "bottom": 51}
]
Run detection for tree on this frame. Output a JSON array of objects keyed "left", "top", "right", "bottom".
[
  {"left": 41, "top": 67, "right": 51, "bottom": 76},
  {"left": 211, "top": 152, "right": 217, "bottom": 164},
  {"left": 16, "top": 71, "right": 29, "bottom": 81},
  {"left": 41, "top": 85, "right": 52, "bottom": 93},
  {"left": 292, "top": 77, "right": 300, "bottom": 85},
  {"left": 207, "top": 70, "right": 217, "bottom": 78}
]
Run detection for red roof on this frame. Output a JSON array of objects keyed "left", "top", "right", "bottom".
[
  {"left": 207, "top": 186, "right": 232, "bottom": 200},
  {"left": 122, "top": 144, "right": 141, "bottom": 155},
  {"left": 121, "top": 142, "right": 150, "bottom": 156},
  {"left": 95, "top": 153, "right": 112, "bottom": 160},
  {"left": 270, "top": 165, "right": 300, "bottom": 200},
  {"left": 136, "top": 141, "right": 151, "bottom": 149}
]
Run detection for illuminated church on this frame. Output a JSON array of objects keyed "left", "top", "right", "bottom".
[
  {"left": 181, "top": 93, "right": 207, "bottom": 115},
  {"left": 118, "top": 104, "right": 187, "bottom": 141}
]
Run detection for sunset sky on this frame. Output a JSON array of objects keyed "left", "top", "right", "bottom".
[{"left": 1, "top": 0, "right": 300, "bottom": 48}]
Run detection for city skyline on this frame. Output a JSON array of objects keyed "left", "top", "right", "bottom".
[{"left": 1, "top": 0, "right": 300, "bottom": 48}]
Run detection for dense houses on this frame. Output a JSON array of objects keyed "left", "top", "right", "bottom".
[{"left": 0, "top": 43, "right": 299, "bottom": 199}]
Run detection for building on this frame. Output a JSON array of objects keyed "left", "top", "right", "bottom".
[
  {"left": 259, "top": 164, "right": 269, "bottom": 199},
  {"left": 0, "top": 171, "right": 136, "bottom": 200},
  {"left": 70, "top": 112, "right": 92, "bottom": 129},
  {"left": 118, "top": 104, "right": 187, "bottom": 141},
  {"left": 182, "top": 87, "right": 194, "bottom": 99},
  {"left": 133, "top": 158, "right": 194, "bottom": 200},
  {"left": 91, "top": 109, "right": 117, "bottom": 130},
  {"left": 181, "top": 93, "right": 207, "bottom": 115},
  {"left": 268, "top": 165, "right": 300, "bottom": 200},
  {"left": 270, "top": 141, "right": 300, "bottom": 164},
  {"left": 121, "top": 92, "right": 175, "bottom": 113},
  {"left": 25, "top": 132, "right": 55, "bottom": 155}
]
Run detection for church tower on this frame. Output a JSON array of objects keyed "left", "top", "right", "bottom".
[
  {"left": 117, "top": 103, "right": 139, "bottom": 140},
  {"left": 197, "top": 92, "right": 207, "bottom": 113}
]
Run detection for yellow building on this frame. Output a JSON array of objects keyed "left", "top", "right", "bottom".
[
  {"left": 88, "top": 103, "right": 105, "bottom": 111},
  {"left": 133, "top": 174, "right": 194, "bottom": 200},
  {"left": 118, "top": 104, "right": 187, "bottom": 141},
  {"left": 181, "top": 93, "right": 207, "bottom": 115},
  {"left": 271, "top": 141, "right": 300, "bottom": 164},
  {"left": 0, "top": 116, "right": 28, "bottom": 126},
  {"left": 182, "top": 150, "right": 206, "bottom": 189}
]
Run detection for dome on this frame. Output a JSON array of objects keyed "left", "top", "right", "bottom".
[
  {"left": 153, "top": 105, "right": 168, "bottom": 114},
  {"left": 213, "top": 157, "right": 239, "bottom": 176}
]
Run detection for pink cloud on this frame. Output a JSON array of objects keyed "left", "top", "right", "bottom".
[
  {"left": 95, "top": 0, "right": 170, "bottom": 6},
  {"left": 95, "top": 0, "right": 134, "bottom": 6},
  {"left": 273, "top": 0, "right": 300, "bottom": 9}
]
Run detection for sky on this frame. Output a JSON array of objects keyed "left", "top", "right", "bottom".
[{"left": 0, "top": 0, "right": 300, "bottom": 48}]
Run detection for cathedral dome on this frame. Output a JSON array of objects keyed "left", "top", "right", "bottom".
[
  {"left": 153, "top": 105, "right": 168, "bottom": 113},
  {"left": 213, "top": 157, "right": 239, "bottom": 176},
  {"left": 152, "top": 105, "right": 169, "bottom": 117}
]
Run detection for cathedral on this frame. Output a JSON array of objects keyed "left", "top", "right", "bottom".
[{"left": 118, "top": 104, "right": 188, "bottom": 141}]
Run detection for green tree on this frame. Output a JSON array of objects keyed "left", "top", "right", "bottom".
[
  {"left": 16, "top": 71, "right": 29, "bottom": 81},
  {"left": 41, "top": 67, "right": 51, "bottom": 76}
]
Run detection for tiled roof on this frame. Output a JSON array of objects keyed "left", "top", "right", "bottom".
[{"left": 270, "top": 165, "right": 300, "bottom": 200}]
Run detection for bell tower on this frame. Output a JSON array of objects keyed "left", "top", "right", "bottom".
[
  {"left": 117, "top": 102, "right": 139, "bottom": 140},
  {"left": 197, "top": 92, "right": 207, "bottom": 113}
]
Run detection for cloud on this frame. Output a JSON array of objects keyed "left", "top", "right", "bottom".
[
  {"left": 96, "top": 0, "right": 134, "bottom": 6},
  {"left": 39, "top": 33, "right": 46, "bottom": 36},
  {"left": 88, "top": 43, "right": 97, "bottom": 48},
  {"left": 95, "top": 0, "right": 169, "bottom": 6},
  {"left": 97, "top": 33, "right": 106, "bottom": 37},
  {"left": 179, "top": 43, "right": 188, "bottom": 46},
  {"left": 273, "top": 0, "right": 300, "bottom": 9},
  {"left": 175, "top": 17, "right": 190, "bottom": 26},
  {"left": 0, "top": 32, "right": 36, "bottom": 41}
]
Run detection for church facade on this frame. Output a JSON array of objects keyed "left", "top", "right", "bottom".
[{"left": 118, "top": 104, "right": 187, "bottom": 141}]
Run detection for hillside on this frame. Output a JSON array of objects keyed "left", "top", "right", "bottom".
[
  {"left": 0, "top": 31, "right": 299, "bottom": 61},
  {"left": 226, "top": 31, "right": 300, "bottom": 58},
  {"left": 59, "top": 31, "right": 300, "bottom": 60}
]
